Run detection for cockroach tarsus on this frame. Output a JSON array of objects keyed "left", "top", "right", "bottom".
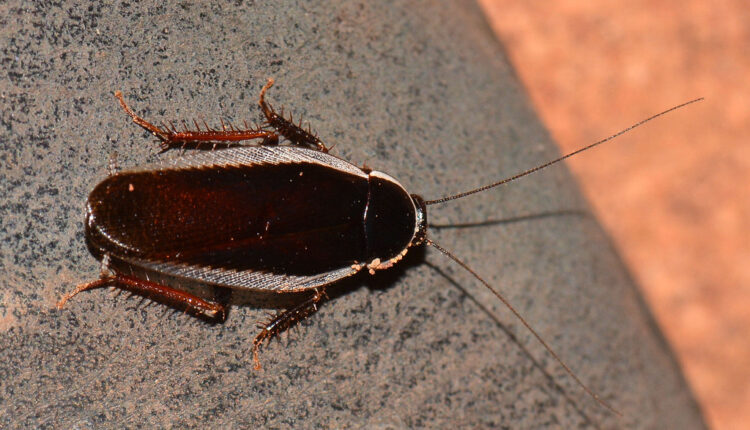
[{"left": 57, "top": 78, "right": 702, "bottom": 416}]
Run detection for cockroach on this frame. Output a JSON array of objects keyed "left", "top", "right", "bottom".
[{"left": 56, "top": 78, "right": 701, "bottom": 415}]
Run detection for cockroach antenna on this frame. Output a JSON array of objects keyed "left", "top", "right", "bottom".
[
  {"left": 428, "top": 238, "right": 621, "bottom": 415},
  {"left": 423, "top": 97, "right": 704, "bottom": 415},
  {"left": 425, "top": 97, "right": 704, "bottom": 205}
]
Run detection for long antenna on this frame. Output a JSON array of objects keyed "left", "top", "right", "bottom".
[
  {"left": 426, "top": 238, "right": 622, "bottom": 416},
  {"left": 425, "top": 98, "right": 703, "bottom": 205}
]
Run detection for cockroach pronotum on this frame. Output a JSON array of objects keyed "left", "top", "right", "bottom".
[{"left": 56, "top": 78, "right": 701, "bottom": 415}]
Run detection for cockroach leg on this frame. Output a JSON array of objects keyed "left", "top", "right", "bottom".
[
  {"left": 252, "top": 288, "right": 328, "bottom": 370},
  {"left": 261, "top": 133, "right": 280, "bottom": 147},
  {"left": 114, "top": 91, "right": 275, "bottom": 151},
  {"left": 258, "top": 78, "right": 329, "bottom": 153},
  {"left": 56, "top": 277, "right": 115, "bottom": 309},
  {"left": 57, "top": 272, "right": 227, "bottom": 321}
]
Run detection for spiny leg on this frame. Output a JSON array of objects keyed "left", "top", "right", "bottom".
[
  {"left": 57, "top": 271, "right": 227, "bottom": 321},
  {"left": 258, "top": 79, "right": 329, "bottom": 152},
  {"left": 252, "top": 288, "right": 328, "bottom": 370},
  {"left": 114, "top": 91, "right": 277, "bottom": 151}
]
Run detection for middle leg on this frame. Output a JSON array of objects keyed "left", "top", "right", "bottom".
[
  {"left": 258, "top": 79, "right": 330, "bottom": 152},
  {"left": 252, "top": 288, "right": 328, "bottom": 370}
]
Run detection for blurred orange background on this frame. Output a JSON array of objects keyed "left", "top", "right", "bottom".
[{"left": 479, "top": 1, "right": 749, "bottom": 429}]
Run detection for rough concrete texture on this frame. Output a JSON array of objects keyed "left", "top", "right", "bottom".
[{"left": 0, "top": 1, "right": 706, "bottom": 428}]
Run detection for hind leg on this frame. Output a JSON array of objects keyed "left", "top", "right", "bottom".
[{"left": 57, "top": 270, "right": 228, "bottom": 322}]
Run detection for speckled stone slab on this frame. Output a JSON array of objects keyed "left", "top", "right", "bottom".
[{"left": 0, "top": 1, "right": 705, "bottom": 428}]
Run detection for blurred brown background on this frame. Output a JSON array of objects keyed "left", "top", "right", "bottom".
[{"left": 479, "top": 1, "right": 749, "bottom": 429}]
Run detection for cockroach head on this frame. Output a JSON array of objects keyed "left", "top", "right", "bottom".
[{"left": 410, "top": 194, "right": 427, "bottom": 247}]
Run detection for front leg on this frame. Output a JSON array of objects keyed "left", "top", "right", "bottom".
[
  {"left": 252, "top": 288, "right": 328, "bottom": 370},
  {"left": 115, "top": 91, "right": 278, "bottom": 151},
  {"left": 258, "top": 79, "right": 330, "bottom": 153}
]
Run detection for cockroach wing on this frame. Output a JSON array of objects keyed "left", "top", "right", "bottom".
[
  {"left": 86, "top": 146, "right": 371, "bottom": 292},
  {"left": 136, "top": 259, "right": 360, "bottom": 293}
]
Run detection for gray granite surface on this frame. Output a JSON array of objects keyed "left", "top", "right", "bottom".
[{"left": 0, "top": 0, "right": 705, "bottom": 428}]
